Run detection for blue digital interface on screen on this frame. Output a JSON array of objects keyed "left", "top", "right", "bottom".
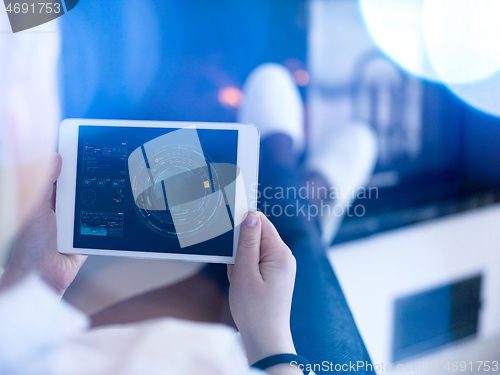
[{"left": 74, "top": 126, "right": 238, "bottom": 256}]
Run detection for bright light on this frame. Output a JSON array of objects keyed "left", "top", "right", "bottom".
[
  {"left": 359, "top": 0, "right": 500, "bottom": 84},
  {"left": 293, "top": 69, "right": 310, "bottom": 86},
  {"left": 423, "top": 0, "right": 500, "bottom": 115},
  {"left": 359, "top": 0, "right": 438, "bottom": 81},
  {"left": 422, "top": 0, "right": 500, "bottom": 84},
  {"left": 446, "top": 72, "right": 500, "bottom": 117},
  {"left": 359, "top": 0, "right": 500, "bottom": 116},
  {"left": 218, "top": 87, "right": 245, "bottom": 108}
]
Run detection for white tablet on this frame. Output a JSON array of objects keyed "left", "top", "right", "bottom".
[{"left": 56, "top": 119, "right": 260, "bottom": 264}]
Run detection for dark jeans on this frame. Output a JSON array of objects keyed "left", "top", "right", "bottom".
[{"left": 258, "top": 135, "right": 375, "bottom": 374}]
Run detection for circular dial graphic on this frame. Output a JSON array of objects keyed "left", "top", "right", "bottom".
[
  {"left": 81, "top": 189, "right": 97, "bottom": 205},
  {"left": 131, "top": 145, "right": 223, "bottom": 237}
]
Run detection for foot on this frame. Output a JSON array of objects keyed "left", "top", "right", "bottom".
[
  {"left": 238, "top": 63, "right": 305, "bottom": 154},
  {"left": 307, "top": 122, "right": 378, "bottom": 245}
]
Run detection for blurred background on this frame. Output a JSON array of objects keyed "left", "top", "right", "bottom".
[{"left": 59, "top": 0, "right": 500, "bottom": 372}]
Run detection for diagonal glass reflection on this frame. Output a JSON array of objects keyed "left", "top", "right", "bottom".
[{"left": 128, "top": 127, "right": 247, "bottom": 248}]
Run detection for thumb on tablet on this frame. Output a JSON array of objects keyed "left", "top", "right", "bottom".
[
  {"left": 227, "top": 211, "right": 297, "bottom": 365},
  {"left": 227, "top": 211, "right": 261, "bottom": 284}
]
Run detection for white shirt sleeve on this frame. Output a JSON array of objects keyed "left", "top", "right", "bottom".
[{"left": 0, "top": 276, "right": 264, "bottom": 375}]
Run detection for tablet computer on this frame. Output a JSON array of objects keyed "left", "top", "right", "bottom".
[{"left": 56, "top": 119, "right": 260, "bottom": 264}]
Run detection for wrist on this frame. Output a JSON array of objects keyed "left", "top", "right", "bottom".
[
  {"left": 241, "top": 329, "right": 296, "bottom": 365},
  {"left": 1, "top": 262, "right": 66, "bottom": 297}
]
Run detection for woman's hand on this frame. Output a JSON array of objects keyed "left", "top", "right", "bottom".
[
  {"left": 0, "top": 153, "right": 86, "bottom": 296},
  {"left": 228, "top": 211, "right": 297, "bottom": 366}
]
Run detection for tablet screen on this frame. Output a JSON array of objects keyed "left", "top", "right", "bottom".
[{"left": 73, "top": 126, "right": 239, "bottom": 257}]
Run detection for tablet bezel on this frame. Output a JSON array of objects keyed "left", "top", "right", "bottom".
[{"left": 56, "top": 119, "right": 260, "bottom": 264}]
